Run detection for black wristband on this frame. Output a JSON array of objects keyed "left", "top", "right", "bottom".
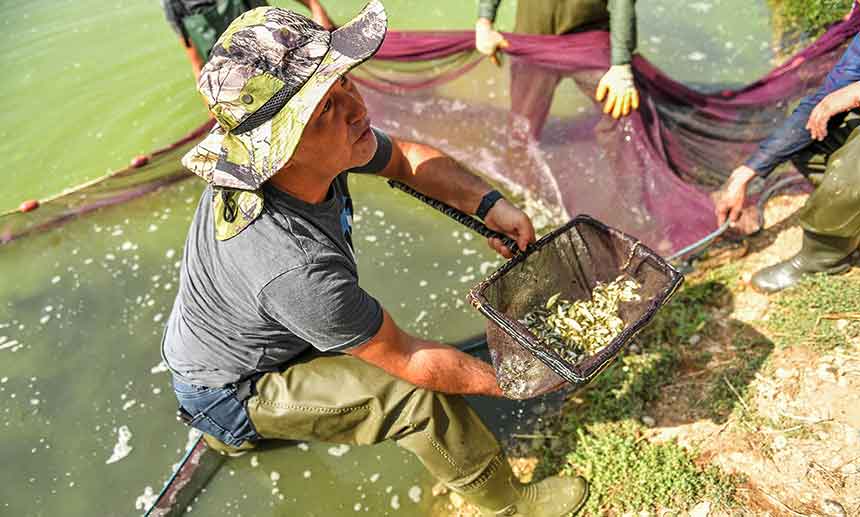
[{"left": 475, "top": 190, "right": 504, "bottom": 220}]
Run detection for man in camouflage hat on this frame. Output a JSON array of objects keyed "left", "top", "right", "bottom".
[{"left": 161, "top": 2, "right": 589, "bottom": 515}]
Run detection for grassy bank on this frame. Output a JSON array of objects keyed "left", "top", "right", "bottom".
[
  {"left": 521, "top": 229, "right": 860, "bottom": 514},
  {"left": 768, "top": 0, "right": 853, "bottom": 54}
]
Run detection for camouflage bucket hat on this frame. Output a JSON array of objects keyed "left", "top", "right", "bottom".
[{"left": 181, "top": 1, "right": 387, "bottom": 239}]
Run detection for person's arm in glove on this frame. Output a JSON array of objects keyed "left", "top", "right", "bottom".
[
  {"left": 475, "top": 0, "right": 509, "bottom": 65},
  {"left": 595, "top": 0, "right": 638, "bottom": 118}
]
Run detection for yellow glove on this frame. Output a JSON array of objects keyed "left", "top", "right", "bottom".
[
  {"left": 475, "top": 19, "right": 509, "bottom": 66},
  {"left": 595, "top": 64, "right": 640, "bottom": 119}
]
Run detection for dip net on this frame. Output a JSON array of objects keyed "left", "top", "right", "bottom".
[
  {"left": 468, "top": 215, "right": 683, "bottom": 399},
  {"left": 3, "top": 7, "right": 859, "bottom": 257}
]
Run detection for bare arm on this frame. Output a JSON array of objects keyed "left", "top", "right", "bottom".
[
  {"left": 183, "top": 40, "right": 205, "bottom": 82},
  {"left": 806, "top": 81, "right": 860, "bottom": 140},
  {"left": 378, "top": 137, "right": 536, "bottom": 257},
  {"left": 347, "top": 310, "right": 503, "bottom": 397},
  {"left": 293, "top": 0, "right": 336, "bottom": 30}
]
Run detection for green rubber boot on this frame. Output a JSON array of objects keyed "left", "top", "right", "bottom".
[
  {"left": 751, "top": 231, "right": 857, "bottom": 293},
  {"left": 451, "top": 455, "right": 589, "bottom": 516}
]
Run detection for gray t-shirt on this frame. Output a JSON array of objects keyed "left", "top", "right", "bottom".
[{"left": 162, "top": 129, "right": 393, "bottom": 387}]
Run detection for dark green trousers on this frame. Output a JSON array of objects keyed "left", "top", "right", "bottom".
[
  {"left": 791, "top": 117, "right": 860, "bottom": 242},
  {"left": 242, "top": 353, "right": 503, "bottom": 487}
]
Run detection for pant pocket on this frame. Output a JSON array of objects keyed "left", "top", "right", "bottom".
[{"left": 188, "top": 411, "right": 243, "bottom": 446}]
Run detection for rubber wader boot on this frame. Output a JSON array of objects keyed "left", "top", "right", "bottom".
[
  {"left": 202, "top": 433, "right": 255, "bottom": 457},
  {"left": 751, "top": 231, "right": 857, "bottom": 293},
  {"left": 452, "top": 455, "right": 589, "bottom": 516}
]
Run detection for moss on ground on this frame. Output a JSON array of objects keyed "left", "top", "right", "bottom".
[
  {"left": 768, "top": 0, "right": 853, "bottom": 47},
  {"left": 563, "top": 422, "right": 739, "bottom": 514}
]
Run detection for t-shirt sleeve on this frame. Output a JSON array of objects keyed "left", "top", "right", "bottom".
[
  {"left": 347, "top": 128, "right": 393, "bottom": 174},
  {"left": 258, "top": 259, "right": 384, "bottom": 352}
]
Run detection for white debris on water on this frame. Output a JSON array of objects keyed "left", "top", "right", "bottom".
[
  {"left": 303, "top": 470, "right": 312, "bottom": 479},
  {"left": 106, "top": 425, "right": 133, "bottom": 464},
  {"left": 30, "top": 399, "right": 40, "bottom": 406},
  {"left": 165, "top": 248, "right": 176, "bottom": 259},
  {"left": 135, "top": 486, "right": 157, "bottom": 511},
  {"left": 364, "top": 235, "right": 378, "bottom": 242},
  {"left": 688, "top": 51, "right": 707, "bottom": 61},
  {"left": 462, "top": 248, "right": 477, "bottom": 256},
  {"left": 297, "top": 442, "right": 309, "bottom": 451},
  {"left": 689, "top": 2, "right": 712, "bottom": 13},
  {"left": 250, "top": 455, "right": 259, "bottom": 468},
  {"left": 51, "top": 275, "right": 61, "bottom": 284},
  {"left": 121, "top": 241, "right": 134, "bottom": 251},
  {"left": 122, "top": 400, "right": 136, "bottom": 411},
  {"left": 353, "top": 503, "right": 362, "bottom": 511},
  {"left": 408, "top": 486, "right": 422, "bottom": 503},
  {"left": 414, "top": 311, "right": 427, "bottom": 324},
  {"left": 153, "top": 313, "right": 163, "bottom": 323},
  {"left": 418, "top": 280, "right": 428, "bottom": 287},
  {"left": 184, "top": 429, "right": 201, "bottom": 453},
  {"left": 479, "top": 261, "right": 499, "bottom": 275},
  {"left": 390, "top": 495, "right": 400, "bottom": 510},
  {"left": 150, "top": 362, "right": 169, "bottom": 374},
  {"left": 369, "top": 473, "right": 380, "bottom": 483},
  {"left": 152, "top": 388, "right": 161, "bottom": 395},
  {"left": 0, "top": 339, "right": 19, "bottom": 351},
  {"left": 40, "top": 315, "right": 51, "bottom": 325},
  {"left": 328, "top": 444, "right": 351, "bottom": 457},
  {"left": 1, "top": 377, "right": 7, "bottom": 383},
  {"left": 270, "top": 471, "right": 280, "bottom": 483}
]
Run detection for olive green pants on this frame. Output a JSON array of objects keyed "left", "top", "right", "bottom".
[
  {"left": 243, "top": 353, "right": 503, "bottom": 487},
  {"left": 791, "top": 116, "right": 860, "bottom": 242}
]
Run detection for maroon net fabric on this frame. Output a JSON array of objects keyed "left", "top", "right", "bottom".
[
  {"left": 3, "top": 8, "right": 858, "bottom": 254},
  {"left": 355, "top": 7, "right": 860, "bottom": 256}
]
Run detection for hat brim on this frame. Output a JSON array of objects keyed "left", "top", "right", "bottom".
[{"left": 182, "top": 0, "right": 388, "bottom": 190}]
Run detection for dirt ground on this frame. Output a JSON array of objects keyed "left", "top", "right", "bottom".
[{"left": 650, "top": 194, "right": 860, "bottom": 517}]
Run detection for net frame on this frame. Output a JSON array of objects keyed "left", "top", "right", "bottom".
[{"left": 468, "top": 214, "right": 684, "bottom": 392}]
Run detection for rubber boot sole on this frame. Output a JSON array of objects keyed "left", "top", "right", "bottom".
[{"left": 569, "top": 481, "right": 590, "bottom": 516}]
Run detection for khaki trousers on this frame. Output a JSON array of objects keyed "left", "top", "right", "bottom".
[{"left": 243, "top": 353, "right": 503, "bottom": 487}]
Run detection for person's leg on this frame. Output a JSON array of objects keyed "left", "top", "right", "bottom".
[
  {"left": 753, "top": 123, "right": 860, "bottom": 293},
  {"left": 246, "top": 352, "right": 500, "bottom": 485},
  {"left": 509, "top": 60, "right": 562, "bottom": 144},
  {"left": 245, "top": 352, "right": 588, "bottom": 515}
]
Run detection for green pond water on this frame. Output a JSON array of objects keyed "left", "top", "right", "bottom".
[{"left": 0, "top": 1, "right": 776, "bottom": 515}]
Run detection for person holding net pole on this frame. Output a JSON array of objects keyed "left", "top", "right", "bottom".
[
  {"left": 161, "top": 0, "right": 336, "bottom": 81},
  {"left": 161, "top": 3, "right": 590, "bottom": 515},
  {"left": 475, "top": 0, "right": 639, "bottom": 142},
  {"left": 716, "top": 34, "right": 860, "bottom": 294}
]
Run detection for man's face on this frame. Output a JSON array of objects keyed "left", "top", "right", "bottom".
[{"left": 286, "top": 76, "right": 377, "bottom": 174}]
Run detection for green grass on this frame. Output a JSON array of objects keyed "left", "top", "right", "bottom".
[
  {"left": 529, "top": 266, "right": 752, "bottom": 513},
  {"left": 563, "top": 422, "right": 740, "bottom": 514},
  {"left": 768, "top": 0, "right": 853, "bottom": 40},
  {"left": 766, "top": 271, "right": 860, "bottom": 349}
]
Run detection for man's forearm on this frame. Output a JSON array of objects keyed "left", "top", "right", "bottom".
[
  {"left": 391, "top": 139, "right": 496, "bottom": 216},
  {"left": 609, "top": 0, "right": 637, "bottom": 65},
  {"left": 477, "top": 0, "right": 502, "bottom": 23},
  {"left": 403, "top": 340, "right": 503, "bottom": 397}
]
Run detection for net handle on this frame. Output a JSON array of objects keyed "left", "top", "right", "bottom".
[{"left": 387, "top": 180, "right": 522, "bottom": 253}]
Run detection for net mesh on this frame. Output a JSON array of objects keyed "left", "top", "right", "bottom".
[
  {"left": 469, "top": 216, "right": 682, "bottom": 398},
  {"left": 2, "top": 9, "right": 858, "bottom": 256}
]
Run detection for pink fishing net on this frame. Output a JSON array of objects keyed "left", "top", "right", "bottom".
[{"left": 3, "top": 8, "right": 859, "bottom": 254}]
